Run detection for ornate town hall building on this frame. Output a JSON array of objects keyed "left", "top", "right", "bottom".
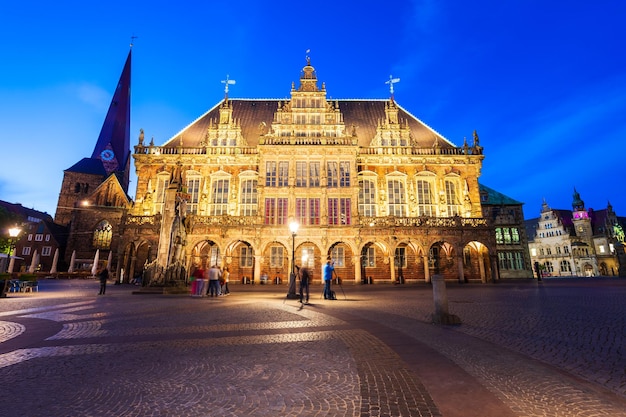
[{"left": 58, "top": 51, "right": 523, "bottom": 285}]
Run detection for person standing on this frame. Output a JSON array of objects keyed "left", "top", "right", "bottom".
[
  {"left": 191, "top": 265, "right": 204, "bottom": 297},
  {"left": 97, "top": 266, "right": 109, "bottom": 295},
  {"left": 207, "top": 264, "right": 222, "bottom": 297},
  {"left": 323, "top": 257, "right": 334, "bottom": 300},
  {"left": 299, "top": 265, "right": 311, "bottom": 304},
  {"left": 221, "top": 266, "right": 230, "bottom": 295}
]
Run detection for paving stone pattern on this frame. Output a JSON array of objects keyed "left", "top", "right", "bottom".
[{"left": 0, "top": 278, "right": 625, "bottom": 417}]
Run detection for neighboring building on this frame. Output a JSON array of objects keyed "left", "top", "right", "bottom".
[
  {"left": 0, "top": 200, "right": 58, "bottom": 273},
  {"left": 525, "top": 190, "right": 626, "bottom": 277},
  {"left": 14, "top": 220, "right": 68, "bottom": 273},
  {"left": 56, "top": 51, "right": 532, "bottom": 285},
  {"left": 479, "top": 184, "right": 533, "bottom": 279}
]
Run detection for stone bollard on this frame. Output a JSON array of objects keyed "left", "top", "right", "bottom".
[{"left": 431, "top": 274, "right": 461, "bottom": 325}]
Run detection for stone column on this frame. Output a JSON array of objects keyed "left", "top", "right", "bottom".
[
  {"left": 388, "top": 255, "right": 396, "bottom": 283},
  {"left": 423, "top": 255, "right": 430, "bottom": 283},
  {"left": 478, "top": 253, "right": 486, "bottom": 283},
  {"left": 457, "top": 255, "right": 465, "bottom": 283},
  {"left": 253, "top": 255, "right": 262, "bottom": 284},
  {"left": 352, "top": 255, "right": 362, "bottom": 284}
]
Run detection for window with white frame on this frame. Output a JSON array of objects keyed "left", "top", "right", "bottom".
[
  {"left": 186, "top": 174, "right": 201, "bottom": 214},
  {"left": 327, "top": 162, "right": 338, "bottom": 187},
  {"left": 416, "top": 178, "right": 435, "bottom": 216},
  {"left": 155, "top": 174, "right": 169, "bottom": 214},
  {"left": 387, "top": 179, "right": 406, "bottom": 217},
  {"left": 240, "top": 179, "right": 258, "bottom": 216},
  {"left": 339, "top": 161, "right": 350, "bottom": 187},
  {"left": 270, "top": 246, "right": 284, "bottom": 267},
  {"left": 445, "top": 179, "right": 460, "bottom": 216},
  {"left": 240, "top": 246, "right": 253, "bottom": 267},
  {"left": 309, "top": 162, "right": 320, "bottom": 187},
  {"left": 331, "top": 246, "right": 345, "bottom": 267},
  {"left": 365, "top": 247, "right": 376, "bottom": 267},
  {"left": 278, "top": 162, "right": 289, "bottom": 187},
  {"left": 41, "top": 246, "right": 52, "bottom": 256},
  {"left": 35, "top": 234, "right": 43, "bottom": 241},
  {"left": 296, "top": 162, "right": 307, "bottom": 187},
  {"left": 266, "top": 162, "right": 277, "bottom": 187},
  {"left": 210, "top": 178, "right": 230, "bottom": 215},
  {"left": 358, "top": 178, "right": 376, "bottom": 216},
  {"left": 22, "top": 247, "right": 31, "bottom": 256}
]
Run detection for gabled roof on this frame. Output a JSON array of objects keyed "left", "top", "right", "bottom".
[
  {"left": 0, "top": 200, "right": 53, "bottom": 222},
  {"left": 65, "top": 157, "right": 107, "bottom": 176},
  {"left": 86, "top": 173, "right": 131, "bottom": 208},
  {"left": 162, "top": 98, "right": 456, "bottom": 149},
  {"left": 479, "top": 184, "right": 523, "bottom": 205}
]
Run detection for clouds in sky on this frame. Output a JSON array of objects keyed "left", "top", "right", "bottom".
[{"left": 0, "top": 1, "right": 624, "bottom": 219}]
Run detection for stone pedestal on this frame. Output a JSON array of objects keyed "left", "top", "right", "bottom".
[{"left": 431, "top": 274, "right": 461, "bottom": 325}]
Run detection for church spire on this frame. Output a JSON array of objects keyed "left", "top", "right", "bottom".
[
  {"left": 572, "top": 187, "right": 585, "bottom": 212},
  {"left": 91, "top": 48, "right": 132, "bottom": 192}
]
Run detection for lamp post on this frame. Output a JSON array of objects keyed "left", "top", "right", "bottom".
[
  {"left": 6, "top": 226, "right": 21, "bottom": 273},
  {"left": 287, "top": 221, "right": 299, "bottom": 299}
]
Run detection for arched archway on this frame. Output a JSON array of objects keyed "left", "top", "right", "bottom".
[
  {"left": 224, "top": 240, "right": 255, "bottom": 284},
  {"left": 190, "top": 240, "right": 222, "bottom": 271},
  {"left": 463, "top": 241, "right": 491, "bottom": 283}
]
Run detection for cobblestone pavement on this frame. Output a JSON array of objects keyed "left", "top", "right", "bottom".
[{"left": 0, "top": 278, "right": 625, "bottom": 417}]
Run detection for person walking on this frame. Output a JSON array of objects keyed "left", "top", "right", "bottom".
[
  {"left": 323, "top": 257, "right": 335, "bottom": 300},
  {"left": 97, "top": 266, "right": 109, "bottom": 295},
  {"left": 221, "top": 266, "right": 230, "bottom": 295},
  {"left": 298, "top": 265, "right": 311, "bottom": 304},
  {"left": 207, "top": 264, "right": 222, "bottom": 297}
]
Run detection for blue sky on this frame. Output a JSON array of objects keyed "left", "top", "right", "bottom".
[{"left": 1, "top": 1, "right": 625, "bottom": 220}]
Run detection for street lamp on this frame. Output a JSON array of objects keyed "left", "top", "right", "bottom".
[
  {"left": 6, "top": 226, "right": 22, "bottom": 273},
  {"left": 287, "top": 221, "right": 299, "bottom": 299}
]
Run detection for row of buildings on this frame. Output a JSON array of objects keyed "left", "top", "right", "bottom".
[{"left": 2, "top": 49, "right": 625, "bottom": 283}]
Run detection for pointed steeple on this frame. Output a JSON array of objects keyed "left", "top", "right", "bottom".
[
  {"left": 91, "top": 49, "right": 132, "bottom": 192},
  {"left": 572, "top": 187, "right": 585, "bottom": 211}
]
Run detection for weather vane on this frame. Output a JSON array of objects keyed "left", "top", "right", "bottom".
[
  {"left": 306, "top": 48, "right": 311, "bottom": 64},
  {"left": 221, "top": 74, "right": 236, "bottom": 98},
  {"left": 385, "top": 75, "right": 400, "bottom": 98},
  {"left": 130, "top": 35, "right": 138, "bottom": 48}
]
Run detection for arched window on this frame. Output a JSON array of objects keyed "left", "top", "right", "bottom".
[
  {"left": 415, "top": 173, "right": 436, "bottom": 216},
  {"left": 445, "top": 178, "right": 460, "bottom": 216},
  {"left": 93, "top": 220, "right": 113, "bottom": 249},
  {"left": 358, "top": 178, "right": 376, "bottom": 216},
  {"left": 154, "top": 173, "right": 170, "bottom": 214},
  {"left": 186, "top": 171, "right": 202, "bottom": 214},
  {"left": 240, "top": 179, "right": 258, "bottom": 216},
  {"left": 387, "top": 178, "right": 407, "bottom": 217}
]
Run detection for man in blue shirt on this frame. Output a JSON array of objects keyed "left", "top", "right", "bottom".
[{"left": 323, "top": 257, "right": 335, "bottom": 300}]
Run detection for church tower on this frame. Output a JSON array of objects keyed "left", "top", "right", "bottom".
[
  {"left": 54, "top": 49, "right": 132, "bottom": 226},
  {"left": 572, "top": 188, "right": 592, "bottom": 240}
]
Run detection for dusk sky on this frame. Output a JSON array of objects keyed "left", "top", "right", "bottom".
[{"left": 1, "top": 1, "right": 625, "bottom": 220}]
